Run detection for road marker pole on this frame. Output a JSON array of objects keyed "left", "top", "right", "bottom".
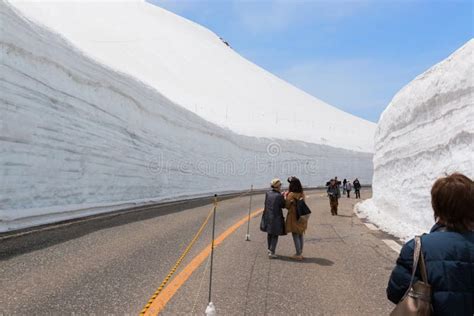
[
  {"left": 206, "top": 194, "right": 218, "bottom": 315},
  {"left": 245, "top": 185, "right": 253, "bottom": 241}
]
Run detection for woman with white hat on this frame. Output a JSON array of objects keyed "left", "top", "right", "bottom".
[{"left": 260, "top": 178, "right": 286, "bottom": 258}]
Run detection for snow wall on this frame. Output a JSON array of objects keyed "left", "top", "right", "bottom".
[
  {"left": 357, "top": 39, "right": 474, "bottom": 241},
  {"left": 0, "top": 2, "right": 373, "bottom": 232}
]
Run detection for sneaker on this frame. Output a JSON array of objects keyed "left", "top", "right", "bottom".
[
  {"left": 268, "top": 253, "right": 277, "bottom": 259},
  {"left": 292, "top": 254, "right": 303, "bottom": 261}
]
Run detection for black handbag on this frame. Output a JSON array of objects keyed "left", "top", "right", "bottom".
[
  {"left": 260, "top": 211, "right": 267, "bottom": 232},
  {"left": 296, "top": 199, "right": 311, "bottom": 220}
]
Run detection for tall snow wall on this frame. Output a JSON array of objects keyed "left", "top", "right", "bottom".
[
  {"left": 357, "top": 40, "right": 474, "bottom": 240},
  {"left": 0, "top": 2, "right": 373, "bottom": 232}
]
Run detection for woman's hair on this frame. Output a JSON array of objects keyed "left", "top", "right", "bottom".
[
  {"left": 431, "top": 173, "right": 474, "bottom": 232},
  {"left": 289, "top": 177, "right": 303, "bottom": 193}
]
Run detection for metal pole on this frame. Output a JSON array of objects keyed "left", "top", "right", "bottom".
[
  {"left": 245, "top": 185, "right": 253, "bottom": 241},
  {"left": 208, "top": 194, "right": 217, "bottom": 304}
]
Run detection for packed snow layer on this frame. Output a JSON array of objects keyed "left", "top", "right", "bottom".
[
  {"left": 0, "top": 2, "right": 373, "bottom": 232},
  {"left": 357, "top": 40, "right": 474, "bottom": 241},
  {"left": 7, "top": 0, "right": 375, "bottom": 153}
]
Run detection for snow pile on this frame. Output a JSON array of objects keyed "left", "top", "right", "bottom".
[
  {"left": 0, "top": 1, "right": 374, "bottom": 232},
  {"left": 356, "top": 40, "right": 474, "bottom": 240}
]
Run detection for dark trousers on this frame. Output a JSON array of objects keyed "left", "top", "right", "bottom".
[
  {"left": 292, "top": 233, "right": 304, "bottom": 255},
  {"left": 347, "top": 190, "right": 351, "bottom": 198},
  {"left": 267, "top": 234, "right": 279, "bottom": 254},
  {"left": 330, "top": 197, "right": 338, "bottom": 215},
  {"left": 355, "top": 189, "right": 360, "bottom": 199}
]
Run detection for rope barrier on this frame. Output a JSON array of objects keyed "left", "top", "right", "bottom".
[
  {"left": 139, "top": 206, "right": 215, "bottom": 315},
  {"left": 139, "top": 186, "right": 257, "bottom": 315}
]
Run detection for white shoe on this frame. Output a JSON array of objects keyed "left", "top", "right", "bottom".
[{"left": 268, "top": 253, "right": 277, "bottom": 259}]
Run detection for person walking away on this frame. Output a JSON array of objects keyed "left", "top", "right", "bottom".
[
  {"left": 261, "top": 178, "right": 286, "bottom": 258},
  {"left": 327, "top": 179, "right": 341, "bottom": 215},
  {"left": 353, "top": 178, "right": 361, "bottom": 199},
  {"left": 343, "top": 178, "right": 347, "bottom": 194},
  {"left": 346, "top": 181, "right": 352, "bottom": 198},
  {"left": 387, "top": 173, "right": 474, "bottom": 315},
  {"left": 284, "top": 177, "right": 307, "bottom": 261}
]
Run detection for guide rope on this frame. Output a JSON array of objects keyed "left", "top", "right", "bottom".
[
  {"left": 139, "top": 187, "right": 255, "bottom": 315},
  {"left": 139, "top": 206, "right": 215, "bottom": 315}
]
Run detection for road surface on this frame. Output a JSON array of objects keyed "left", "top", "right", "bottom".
[{"left": 0, "top": 189, "right": 400, "bottom": 315}]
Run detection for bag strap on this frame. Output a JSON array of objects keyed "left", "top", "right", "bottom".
[
  {"left": 402, "top": 236, "right": 422, "bottom": 299},
  {"left": 418, "top": 237, "right": 429, "bottom": 284}
]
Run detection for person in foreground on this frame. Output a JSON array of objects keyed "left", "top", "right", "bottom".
[
  {"left": 262, "top": 178, "right": 286, "bottom": 258},
  {"left": 284, "top": 176, "right": 307, "bottom": 261},
  {"left": 387, "top": 173, "right": 474, "bottom": 316}
]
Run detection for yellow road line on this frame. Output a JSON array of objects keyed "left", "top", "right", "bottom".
[{"left": 143, "top": 208, "right": 264, "bottom": 316}]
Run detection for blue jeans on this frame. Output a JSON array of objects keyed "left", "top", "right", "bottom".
[
  {"left": 292, "top": 233, "right": 304, "bottom": 255},
  {"left": 267, "top": 234, "right": 279, "bottom": 254}
]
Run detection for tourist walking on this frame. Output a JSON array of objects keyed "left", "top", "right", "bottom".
[
  {"left": 346, "top": 180, "right": 352, "bottom": 198},
  {"left": 342, "top": 178, "right": 347, "bottom": 194},
  {"left": 284, "top": 177, "right": 308, "bottom": 261},
  {"left": 353, "top": 178, "right": 361, "bottom": 199},
  {"left": 327, "top": 179, "right": 341, "bottom": 215},
  {"left": 387, "top": 173, "right": 474, "bottom": 315},
  {"left": 260, "top": 178, "right": 286, "bottom": 258}
]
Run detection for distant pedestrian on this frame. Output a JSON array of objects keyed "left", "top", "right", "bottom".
[
  {"left": 261, "top": 178, "right": 286, "bottom": 258},
  {"left": 284, "top": 177, "right": 308, "bottom": 261},
  {"left": 346, "top": 181, "right": 352, "bottom": 198},
  {"left": 343, "top": 178, "right": 347, "bottom": 194},
  {"left": 327, "top": 179, "right": 341, "bottom": 215},
  {"left": 327, "top": 176, "right": 341, "bottom": 187},
  {"left": 353, "top": 178, "right": 361, "bottom": 199},
  {"left": 387, "top": 173, "right": 474, "bottom": 315}
]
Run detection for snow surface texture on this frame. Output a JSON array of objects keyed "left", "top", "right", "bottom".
[
  {"left": 357, "top": 40, "right": 474, "bottom": 241},
  {"left": 1, "top": 1, "right": 373, "bottom": 232},
  {"left": 6, "top": 1, "right": 375, "bottom": 153}
]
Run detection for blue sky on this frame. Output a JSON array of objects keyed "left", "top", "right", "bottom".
[{"left": 148, "top": 0, "right": 473, "bottom": 122}]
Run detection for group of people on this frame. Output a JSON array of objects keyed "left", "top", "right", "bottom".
[
  {"left": 260, "top": 172, "right": 473, "bottom": 315},
  {"left": 342, "top": 178, "right": 361, "bottom": 198},
  {"left": 325, "top": 176, "right": 361, "bottom": 215},
  {"left": 260, "top": 177, "right": 308, "bottom": 261}
]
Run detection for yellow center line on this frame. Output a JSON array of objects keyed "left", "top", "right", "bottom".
[{"left": 143, "top": 208, "right": 264, "bottom": 316}]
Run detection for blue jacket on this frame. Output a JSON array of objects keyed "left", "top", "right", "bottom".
[{"left": 387, "top": 224, "right": 474, "bottom": 316}]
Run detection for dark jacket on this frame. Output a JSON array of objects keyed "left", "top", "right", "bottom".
[
  {"left": 262, "top": 189, "right": 286, "bottom": 236},
  {"left": 327, "top": 185, "right": 340, "bottom": 199},
  {"left": 353, "top": 180, "right": 361, "bottom": 190},
  {"left": 387, "top": 224, "right": 474, "bottom": 316}
]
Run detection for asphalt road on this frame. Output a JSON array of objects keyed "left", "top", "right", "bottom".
[{"left": 0, "top": 189, "right": 400, "bottom": 315}]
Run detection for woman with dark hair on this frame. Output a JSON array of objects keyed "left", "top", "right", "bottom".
[
  {"left": 387, "top": 173, "right": 474, "bottom": 315},
  {"left": 284, "top": 177, "right": 307, "bottom": 261}
]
